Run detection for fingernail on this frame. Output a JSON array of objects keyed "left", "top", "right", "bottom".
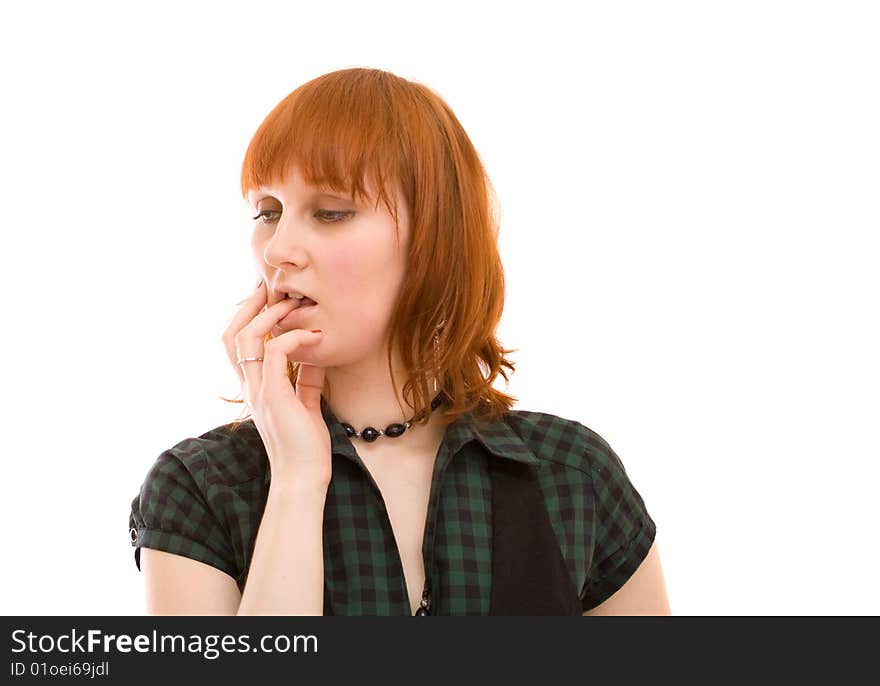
[{"left": 310, "top": 329, "right": 322, "bottom": 333}]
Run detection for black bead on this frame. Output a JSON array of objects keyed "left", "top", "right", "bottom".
[
  {"left": 384, "top": 423, "right": 406, "bottom": 438},
  {"left": 415, "top": 607, "right": 429, "bottom": 616},
  {"left": 341, "top": 392, "right": 445, "bottom": 443}
]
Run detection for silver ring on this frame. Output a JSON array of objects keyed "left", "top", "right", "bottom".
[{"left": 237, "top": 356, "right": 264, "bottom": 365}]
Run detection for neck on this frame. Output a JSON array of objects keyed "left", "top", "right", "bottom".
[{"left": 321, "top": 349, "right": 446, "bottom": 454}]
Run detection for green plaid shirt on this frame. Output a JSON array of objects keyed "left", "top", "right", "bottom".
[{"left": 129, "top": 401, "right": 656, "bottom": 615}]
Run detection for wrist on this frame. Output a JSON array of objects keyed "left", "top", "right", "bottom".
[{"left": 268, "top": 469, "right": 331, "bottom": 495}]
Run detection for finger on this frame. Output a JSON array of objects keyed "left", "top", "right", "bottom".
[
  {"left": 222, "top": 281, "right": 268, "bottom": 386},
  {"left": 296, "top": 362, "right": 327, "bottom": 413},
  {"left": 262, "top": 329, "right": 325, "bottom": 411},
  {"left": 226, "top": 280, "right": 269, "bottom": 335},
  {"left": 236, "top": 298, "right": 302, "bottom": 408}
]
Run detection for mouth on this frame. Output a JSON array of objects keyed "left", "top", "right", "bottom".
[
  {"left": 274, "top": 297, "right": 319, "bottom": 331},
  {"left": 273, "top": 289, "right": 318, "bottom": 309},
  {"left": 284, "top": 294, "right": 318, "bottom": 309}
]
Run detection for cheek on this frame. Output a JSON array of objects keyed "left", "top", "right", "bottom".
[
  {"left": 321, "top": 250, "right": 370, "bottom": 317},
  {"left": 328, "top": 247, "right": 359, "bottom": 277},
  {"left": 321, "top": 236, "right": 403, "bottom": 320},
  {"left": 326, "top": 247, "right": 394, "bottom": 302}
]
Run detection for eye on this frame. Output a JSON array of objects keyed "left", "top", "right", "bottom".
[
  {"left": 252, "top": 210, "right": 280, "bottom": 224},
  {"left": 315, "top": 210, "right": 355, "bottom": 223},
  {"left": 251, "top": 209, "right": 354, "bottom": 225}
]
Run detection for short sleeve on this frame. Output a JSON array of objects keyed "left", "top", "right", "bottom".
[
  {"left": 128, "top": 447, "right": 238, "bottom": 580},
  {"left": 580, "top": 441, "right": 657, "bottom": 612}
]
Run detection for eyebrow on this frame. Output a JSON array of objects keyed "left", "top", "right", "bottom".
[{"left": 251, "top": 191, "right": 353, "bottom": 205}]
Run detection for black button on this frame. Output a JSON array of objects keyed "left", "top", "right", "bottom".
[{"left": 129, "top": 527, "right": 138, "bottom": 543}]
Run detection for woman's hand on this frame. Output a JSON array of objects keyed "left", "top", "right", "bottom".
[{"left": 222, "top": 280, "right": 332, "bottom": 486}]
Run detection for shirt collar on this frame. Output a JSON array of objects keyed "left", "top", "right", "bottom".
[{"left": 262, "top": 400, "right": 538, "bottom": 486}]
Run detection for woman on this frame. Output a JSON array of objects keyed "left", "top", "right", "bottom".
[{"left": 128, "top": 67, "right": 670, "bottom": 616}]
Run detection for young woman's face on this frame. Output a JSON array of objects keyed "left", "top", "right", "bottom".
[{"left": 248, "top": 164, "right": 410, "bottom": 369}]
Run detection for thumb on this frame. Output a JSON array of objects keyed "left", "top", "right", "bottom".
[{"left": 296, "top": 361, "right": 326, "bottom": 413}]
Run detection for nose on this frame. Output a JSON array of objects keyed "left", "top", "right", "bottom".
[{"left": 261, "top": 213, "right": 310, "bottom": 270}]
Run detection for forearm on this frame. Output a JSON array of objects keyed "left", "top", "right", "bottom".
[{"left": 237, "top": 476, "right": 329, "bottom": 616}]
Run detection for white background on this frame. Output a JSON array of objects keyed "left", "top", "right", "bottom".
[{"left": 1, "top": 0, "right": 877, "bottom": 615}]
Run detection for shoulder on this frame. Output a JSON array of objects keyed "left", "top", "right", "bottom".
[
  {"left": 499, "top": 409, "right": 656, "bottom": 611},
  {"left": 500, "top": 408, "right": 624, "bottom": 478},
  {"left": 194, "top": 420, "right": 269, "bottom": 487},
  {"left": 143, "top": 420, "right": 268, "bottom": 492},
  {"left": 129, "top": 422, "right": 255, "bottom": 582}
]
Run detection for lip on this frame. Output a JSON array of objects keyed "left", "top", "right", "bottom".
[
  {"left": 274, "top": 302, "right": 319, "bottom": 331},
  {"left": 273, "top": 285, "right": 316, "bottom": 303}
]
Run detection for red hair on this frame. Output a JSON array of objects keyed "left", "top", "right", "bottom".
[{"left": 222, "top": 67, "right": 518, "bottom": 431}]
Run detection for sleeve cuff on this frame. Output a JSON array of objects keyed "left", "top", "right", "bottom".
[
  {"left": 580, "top": 514, "right": 657, "bottom": 612},
  {"left": 131, "top": 527, "right": 239, "bottom": 581}
]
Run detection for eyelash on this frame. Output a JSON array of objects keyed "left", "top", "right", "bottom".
[{"left": 251, "top": 210, "right": 354, "bottom": 224}]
